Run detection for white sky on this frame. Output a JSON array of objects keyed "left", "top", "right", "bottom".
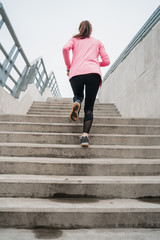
[{"left": 0, "top": 0, "right": 160, "bottom": 97}]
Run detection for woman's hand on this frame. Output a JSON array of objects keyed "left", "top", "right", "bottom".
[{"left": 67, "top": 70, "right": 69, "bottom": 76}]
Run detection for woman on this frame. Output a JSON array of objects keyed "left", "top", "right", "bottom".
[{"left": 63, "top": 20, "right": 110, "bottom": 147}]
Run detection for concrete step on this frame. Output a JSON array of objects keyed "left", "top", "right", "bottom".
[
  {"left": 29, "top": 104, "right": 120, "bottom": 114},
  {"left": 47, "top": 97, "right": 74, "bottom": 103},
  {"left": 28, "top": 107, "right": 120, "bottom": 114},
  {"left": 0, "top": 174, "right": 160, "bottom": 198},
  {"left": 1, "top": 115, "right": 160, "bottom": 125},
  {"left": 1, "top": 157, "right": 160, "bottom": 176},
  {"left": 28, "top": 109, "right": 120, "bottom": 115},
  {"left": 1, "top": 97, "right": 160, "bottom": 231},
  {"left": 1, "top": 131, "right": 160, "bottom": 146},
  {"left": 0, "top": 228, "right": 160, "bottom": 240},
  {"left": 0, "top": 197, "right": 160, "bottom": 228},
  {"left": 27, "top": 112, "right": 121, "bottom": 117},
  {"left": 27, "top": 111, "right": 121, "bottom": 117},
  {"left": 1, "top": 143, "right": 160, "bottom": 158},
  {"left": 31, "top": 102, "right": 118, "bottom": 109},
  {"left": 1, "top": 122, "right": 160, "bottom": 135},
  {"left": 46, "top": 97, "right": 99, "bottom": 103},
  {"left": 27, "top": 110, "right": 121, "bottom": 118},
  {"left": 31, "top": 101, "right": 116, "bottom": 106}
]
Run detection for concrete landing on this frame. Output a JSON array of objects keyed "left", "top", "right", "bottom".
[{"left": 0, "top": 228, "right": 160, "bottom": 240}]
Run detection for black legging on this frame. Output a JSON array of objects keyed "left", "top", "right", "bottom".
[{"left": 70, "top": 73, "right": 101, "bottom": 133}]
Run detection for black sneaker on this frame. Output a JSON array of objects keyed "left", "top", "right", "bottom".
[
  {"left": 70, "top": 102, "right": 81, "bottom": 121},
  {"left": 80, "top": 136, "right": 90, "bottom": 147}
]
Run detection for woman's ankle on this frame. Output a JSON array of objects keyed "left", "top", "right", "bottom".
[{"left": 81, "top": 132, "right": 89, "bottom": 137}]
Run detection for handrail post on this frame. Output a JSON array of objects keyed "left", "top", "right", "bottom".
[{"left": 0, "top": 2, "right": 61, "bottom": 98}]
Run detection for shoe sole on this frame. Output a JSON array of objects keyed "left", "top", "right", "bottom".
[
  {"left": 81, "top": 142, "right": 89, "bottom": 147},
  {"left": 70, "top": 102, "right": 80, "bottom": 121}
]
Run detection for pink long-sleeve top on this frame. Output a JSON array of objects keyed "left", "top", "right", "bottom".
[{"left": 62, "top": 37, "right": 110, "bottom": 85}]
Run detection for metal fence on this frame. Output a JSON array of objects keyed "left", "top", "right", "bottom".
[{"left": 0, "top": 2, "right": 61, "bottom": 98}]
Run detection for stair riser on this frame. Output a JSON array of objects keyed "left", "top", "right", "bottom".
[
  {"left": 0, "top": 182, "right": 160, "bottom": 198},
  {"left": 33, "top": 102, "right": 113, "bottom": 106},
  {"left": 31, "top": 105, "right": 118, "bottom": 109},
  {"left": 1, "top": 124, "right": 160, "bottom": 135},
  {"left": 1, "top": 133, "right": 160, "bottom": 146},
  {"left": 1, "top": 162, "right": 160, "bottom": 175},
  {"left": 46, "top": 98, "right": 99, "bottom": 103},
  {"left": 1, "top": 146, "right": 160, "bottom": 158},
  {"left": 28, "top": 110, "right": 120, "bottom": 115},
  {"left": 27, "top": 112, "right": 120, "bottom": 116},
  {"left": 1, "top": 116, "right": 160, "bottom": 125},
  {"left": 30, "top": 108, "right": 118, "bottom": 113},
  {"left": 29, "top": 106, "right": 119, "bottom": 111},
  {"left": 1, "top": 229, "right": 160, "bottom": 238},
  {"left": 1, "top": 212, "right": 160, "bottom": 228}
]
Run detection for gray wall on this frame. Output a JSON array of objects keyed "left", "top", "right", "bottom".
[
  {"left": 98, "top": 21, "right": 160, "bottom": 118},
  {"left": 0, "top": 84, "right": 53, "bottom": 114}
]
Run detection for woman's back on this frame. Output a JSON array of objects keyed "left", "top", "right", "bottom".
[{"left": 63, "top": 36, "right": 109, "bottom": 81}]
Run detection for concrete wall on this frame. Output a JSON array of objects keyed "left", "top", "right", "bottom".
[
  {"left": 0, "top": 84, "right": 53, "bottom": 115},
  {"left": 98, "top": 21, "right": 160, "bottom": 118}
]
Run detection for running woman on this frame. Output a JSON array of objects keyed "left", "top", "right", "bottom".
[{"left": 63, "top": 20, "right": 110, "bottom": 147}]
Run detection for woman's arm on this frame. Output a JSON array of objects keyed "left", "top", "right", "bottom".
[
  {"left": 99, "top": 42, "right": 110, "bottom": 67},
  {"left": 62, "top": 38, "right": 74, "bottom": 71}
]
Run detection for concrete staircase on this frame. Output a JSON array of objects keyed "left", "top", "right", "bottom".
[{"left": 0, "top": 98, "right": 160, "bottom": 229}]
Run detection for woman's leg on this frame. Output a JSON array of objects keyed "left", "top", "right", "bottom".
[
  {"left": 80, "top": 74, "right": 101, "bottom": 147},
  {"left": 83, "top": 73, "right": 101, "bottom": 134},
  {"left": 70, "top": 74, "right": 100, "bottom": 146},
  {"left": 70, "top": 76, "right": 84, "bottom": 121},
  {"left": 70, "top": 76, "right": 84, "bottom": 103}
]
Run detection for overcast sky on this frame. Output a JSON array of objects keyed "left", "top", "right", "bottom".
[{"left": 0, "top": 0, "right": 160, "bottom": 97}]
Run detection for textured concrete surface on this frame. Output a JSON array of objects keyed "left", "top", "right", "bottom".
[
  {"left": 0, "top": 142, "right": 160, "bottom": 159},
  {"left": 0, "top": 84, "right": 53, "bottom": 115},
  {"left": 28, "top": 105, "right": 119, "bottom": 111},
  {"left": 1, "top": 115, "right": 160, "bottom": 125},
  {"left": 1, "top": 122, "right": 160, "bottom": 135},
  {"left": 99, "top": 21, "right": 160, "bottom": 118},
  {"left": 1, "top": 157, "right": 160, "bottom": 176},
  {"left": 1, "top": 98, "right": 160, "bottom": 229},
  {"left": 0, "top": 228, "right": 160, "bottom": 240},
  {"left": 27, "top": 112, "right": 120, "bottom": 117},
  {"left": 1, "top": 131, "right": 160, "bottom": 146},
  {"left": 0, "top": 174, "right": 160, "bottom": 198},
  {"left": 30, "top": 104, "right": 117, "bottom": 109},
  {"left": 0, "top": 198, "right": 160, "bottom": 228}
]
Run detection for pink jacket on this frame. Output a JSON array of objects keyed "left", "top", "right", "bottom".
[{"left": 62, "top": 37, "right": 110, "bottom": 85}]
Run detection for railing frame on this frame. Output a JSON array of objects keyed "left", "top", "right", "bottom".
[{"left": 0, "top": 2, "right": 61, "bottom": 98}]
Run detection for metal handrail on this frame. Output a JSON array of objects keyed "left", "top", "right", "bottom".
[
  {"left": 0, "top": 2, "right": 61, "bottom": 98},
  {"left": 103, "top": 5, "right": 160, "bottom": 82}
]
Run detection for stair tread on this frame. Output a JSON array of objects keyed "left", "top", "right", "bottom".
[
  {"left": 1, "top": 174, "right": 160, "bottom": 183},
  {"left": 1, "top": 115, "right": 160, "bottom": 125},
  {"left": 1, "top": 121, "right": 160, "bottom": 127},
  {"left": 1, "top": 97, "right": 160, "bottom": 229},
  {"left": 0, "top": 156, "right": 160, "bottom": 164},
  {"left": 0, "top": 228, "right": 160, "bottom": 240},
  {"left": 0, "top": 198, "right": 160, "bottom": 212},
  {"left": 1, "top": 131, "right": 160, "bottom": 137},
  {"left": 1, "top": 142, "right": 160, "bottom": 148}
]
